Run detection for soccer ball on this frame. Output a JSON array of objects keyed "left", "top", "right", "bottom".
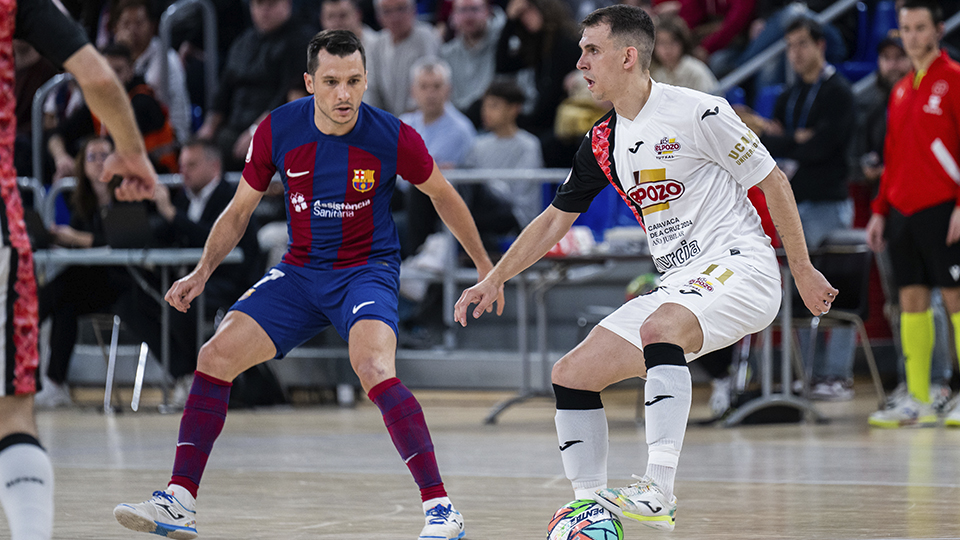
[{"left": 547, "top": 500, "right": 624, "bottom": 540}]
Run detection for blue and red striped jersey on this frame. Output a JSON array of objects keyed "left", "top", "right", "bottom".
[{"left": 243, "top": 98, "right": 434, "bottom": 269}]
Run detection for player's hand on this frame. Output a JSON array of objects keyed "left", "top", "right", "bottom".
[
  {"left": 454, "top": 277, "right": 504, "bottom": 326},
  {"left": 947, "top": 207, "right": 960, "bottom": 246},
  {"left": 865, "top": 213, "right": 886, "bottom": 253},
  {"left": 101, "top": 149, "right": 158, "bottom": 201},
  {"left": 476, "top": 266, "right": 506, "bottom": 317},
  {"left": 165, "top": 271, "right": 206, "bottom": 313},
  {"left": 792, "top": 263, "right": 839, "bottom": 317}
]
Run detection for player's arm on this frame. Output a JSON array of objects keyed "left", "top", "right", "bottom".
[
  {"left": 757, "top": 166, "right": 838, "bottom": 316},
  {"left": 165, "top": 180, "right": 264, "bottom": 312},
  {"left": 454, "top": 205, "right": 579, "bottom": 326},
  {"left": 62, "top": 45, "right": 158, "bottom": 199},
  {"left": 415, "top": 162, "right": 504, "bottom": 314}
]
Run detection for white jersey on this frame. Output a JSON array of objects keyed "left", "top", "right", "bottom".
[{"left": 554, "top": 80, "right": 778, "bottom": 276}]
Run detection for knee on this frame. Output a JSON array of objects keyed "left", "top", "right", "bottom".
[
  {"left": 639, "top": 317, "right": 670, "bottom": 347},
  {"left": 351, "top": 356, "right": 391, "bottom": 388},
  {"left": 551, "top": 355, "right": 579, "bottom": 388},
  {"left": 196, "top": 339, "right": 235, "bottom": 381}
]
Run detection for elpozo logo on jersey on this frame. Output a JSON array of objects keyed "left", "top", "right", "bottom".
[
  {"left": 654, "top": 137, "right": 681, "bottom": 160},
  {"left": 352, "top": 169, "right": 376, "bottom": 192},
  {"left": 627, "top": 168, "right": 685, "bottom": 216}
]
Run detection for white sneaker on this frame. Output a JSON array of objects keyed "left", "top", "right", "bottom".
[
  {"left": 943, "top": 396, "right": 960, "bottom": 427},
  {"left": 593, "top": 475, "right": 677, "bottom": 531},
  {"left": 419, "top": 499, "right": 464, "bottom": 540},
  {"left": 868, "top": 395, "right": 937, "bottom": 428},
  {"left": 114, "top": 486, "right": 198, "bottom": 539},
  {"left": 930, "top": 383, "right": 952, "bottom": 416},
  {"left": 34, "top": 380, "right": 73, "bottom": 409},
  {"left": 709, "top": 376, "right": 732, "bottom": 416},
  {"left": 810, "top": 379, "right": 854, "bottom": 401}
]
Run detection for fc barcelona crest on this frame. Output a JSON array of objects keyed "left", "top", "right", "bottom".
[{"left": 352, "top": 169, "right": 376, "bottom": 192}]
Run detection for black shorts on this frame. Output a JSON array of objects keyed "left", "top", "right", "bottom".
[{"left": 886, "top": 202, "right": 960, "bottom": 289}]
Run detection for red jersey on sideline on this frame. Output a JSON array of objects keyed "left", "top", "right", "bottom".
[{"left": 872, "top": 50, "right": 960, "bottom": 217}]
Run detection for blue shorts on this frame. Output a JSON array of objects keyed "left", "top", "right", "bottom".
[{"left": 230, "top": 262, "right": 400, "bottom": 359}]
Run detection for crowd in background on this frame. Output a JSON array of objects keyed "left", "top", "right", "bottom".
[{"left": 14, "top": 0, "right": 960, "bottom": 408}]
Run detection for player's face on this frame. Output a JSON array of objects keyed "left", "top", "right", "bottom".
[
  {"left": 898, "top": 7, "right": 942, "bottom": 65},
  {"left": 577, "top": 24, "right": 626, "bottom": 102},
  {"left": 305, "top": 50, "right": 367, "bottom": 131}
]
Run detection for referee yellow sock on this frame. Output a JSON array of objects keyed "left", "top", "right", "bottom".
[{"left": 902, "top": 310, "right": 934, "bottom": 404}]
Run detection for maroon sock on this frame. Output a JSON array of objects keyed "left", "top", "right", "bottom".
[
  {"left": 169, "top": 371, "right": 232, "bottom": 498},
  {"left": 368, "top": 378, "right": 446, "bottom": 502}
]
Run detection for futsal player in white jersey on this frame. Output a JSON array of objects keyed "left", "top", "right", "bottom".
[{"left": 455, "top": 4, "right": 838, "bottom": 532}]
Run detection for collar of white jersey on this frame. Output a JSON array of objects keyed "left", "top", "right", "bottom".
[{"left": 616, "top": 78, "right": 664, "bottom": 128}]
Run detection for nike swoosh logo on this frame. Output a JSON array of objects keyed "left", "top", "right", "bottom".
[
  {"left": 644, "top": 395, "right": 674, "bottom": 406},
  {"left": 352, "top": 301, "right": 375, "bottom": 314},
  {"left": 701, "top": 106, "right": 720, "bottom": 120},
  {"left": 559, "top": 440, "right": 583, "bottom": 451},
  {"left": 628, "top": 141, "right": 644, "bottom": 153},
  {"left": 287, "top": 169, "right": 310, "bottom": 178}
]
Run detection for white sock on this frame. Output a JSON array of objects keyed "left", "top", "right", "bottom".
[
  {"left": 643, "top": 364, "right": 691, "bottom": 500},
  {"left": 0, "top": 436, "right": 54, "bottom": 540},
  {"left": 423, "top": 496, "right": 452, "bottom": 513},
  {"left": 167, "top": 483, "right": 196, "bottom": 510},
  {"left": 555, "top": 408, "right": 608, "bottom": 500}
]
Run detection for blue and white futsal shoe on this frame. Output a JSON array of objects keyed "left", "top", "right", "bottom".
[
  {"left": 114, "top": 487, "right": 198, "bottom": 539},
  {"left": 419, "top": 500, "right": 465, "bottom": 540}
]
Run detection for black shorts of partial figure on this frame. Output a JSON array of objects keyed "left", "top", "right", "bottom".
[{"left": 886, "top": 201, "right": 960, "bottom": 288}]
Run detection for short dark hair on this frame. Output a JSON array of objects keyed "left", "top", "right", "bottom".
[
  {"left": 100, "top": 42, "right": 133, "bottom": 62},
  {"left": 307, "top": 29, "right": 366, "bottom": 75},
  {"left": 785, "top": 16, "right": 825, "bottom": 43},
  {"left": 580, "top": 5, "right": 656, "bottom": 71},
  {"left": 111, "top": 0, "right": 157, "bottom": 28},
  {"left": 901, "top": 0, "right": 943, "bottom": 25},
  {"left": 484, "top": 79, "right": 525, "bottom": 105},
  {"left": 182, "top": 138, "right": 222, "bottom": 162}
]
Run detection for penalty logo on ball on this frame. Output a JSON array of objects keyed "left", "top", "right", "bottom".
[{"left": 548, "top": 500, "right": 623, "bottom": 540}]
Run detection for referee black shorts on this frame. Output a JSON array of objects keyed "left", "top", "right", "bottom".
[{"left": 886, "top": 201, "right": 960, "bottom": 289}]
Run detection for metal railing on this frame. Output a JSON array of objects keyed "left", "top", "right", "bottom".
[
  {"left": 159, "top": 0, "right": 219, "bottom": 114},
  {"left": 716, "top": 0, "right": 861, "bottom": 95},
  {"left": 31, "top": 73, "right": 72, "bottom": 184}
]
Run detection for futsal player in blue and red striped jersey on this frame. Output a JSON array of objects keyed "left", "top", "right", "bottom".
[{"left": 114, "top": 30, "right": 502, "bottom": 540}]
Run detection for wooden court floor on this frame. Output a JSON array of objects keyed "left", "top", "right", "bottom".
[{"left": 11, "top": 384, "right": 960, "bottom": 539}]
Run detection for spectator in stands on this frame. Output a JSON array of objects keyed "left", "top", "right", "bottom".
[
  {"left": 866, "top": 0, "right": 960, "bottom": 428},
  {"left": 195, "top": 0, "right": 314, "bottom": 170},
  {"left": 364, "top": 0, "right": 440, "bottom": 115},
  {"left": 35, "top": 136, "right": 130, "bottom": 409},
  {"left": 463, "top": 79, "right": 542, "bottom": 229},
  {"left": 714, "top": 1, "right": 848, "bottom": 89},
  {"left": 47, "top": 43, "right": 179, "bottom": 179},
  {"left": 153, "top": 139, "right": 262, "bottom": 314},
  {"left": 112, "top": 0, "right": 192, "bottom": 143},
  {"left": 13, "top": 40, "right": 57, "bottom": 178},
  {"left": 495, "top": 0, "right": 581, "bottom": 139},
  {"left": 399, "top": 58, "right": 476, "bottom": 257},
  {"left": 440, "top": 0, "right": 505, "bottom": 120},
  {"left": 652, "top": 0, "right": 757, "bottom": 63},
  {"left": 320, "top": 0, "right": 380, "bottom": 49},
  {"left": 853, "top": 35, "right": 911, "bottom": 187},
  {"left": 650, "top": 15, "right": 718, "bottom": 93},
  {"left": 122, "top": 140, "right": 262, "bottom": 407},
  {"left": 744, "top": 17, "right": 857, "bottom": 400}
]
